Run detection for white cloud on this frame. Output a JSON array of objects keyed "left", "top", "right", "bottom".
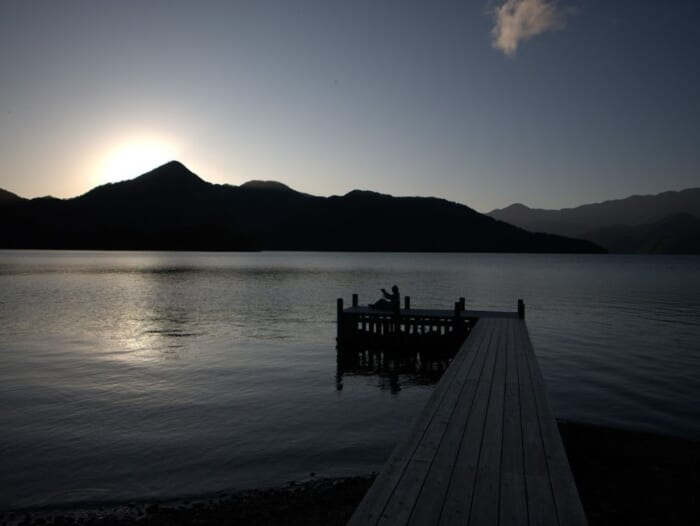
[{"left": 491, "top": 0, "right": 569, "bottom": 57}]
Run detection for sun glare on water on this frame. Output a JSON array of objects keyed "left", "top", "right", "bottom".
[{"left": 97, "top": 139, "right": 178, "bottom": 186}]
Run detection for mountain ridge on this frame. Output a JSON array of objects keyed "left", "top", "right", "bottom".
[
  {"left": 582, "top": 213, "right": 700, "bottom": 254},
  {"left": 488, "top": 188, "right": 700, "bottom": 253},
  {"left": 240, "top": 180, "right": 296, "bottom": 192},
  {"left": 0, "top": 161, "right": 602, "bottom": 253},
  {"left": 0, "top": 188, "right": 25, "bottom": 204}
]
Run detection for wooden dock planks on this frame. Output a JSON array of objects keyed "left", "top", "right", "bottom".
[{"left": 348, "top": 317, "right": 587, "bottom": 526}]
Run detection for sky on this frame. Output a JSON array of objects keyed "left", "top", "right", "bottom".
[{"left": 0, "top": 0, "right": 698, "bottom": 212}]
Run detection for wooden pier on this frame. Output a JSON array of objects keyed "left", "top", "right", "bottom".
[
  {"left": 342, "top": 297, "right": 587, "bottom": 526},
  {"left": 337, "top": 294, "right": 524, "bottom": 351}
]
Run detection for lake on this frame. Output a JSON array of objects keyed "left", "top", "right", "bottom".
[{"left": 0, "top": 250, "right": 698, "bottom": 510}]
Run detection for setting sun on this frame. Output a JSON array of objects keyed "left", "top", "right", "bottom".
[{"left": 97, "top": 138, "right": 178, "bottom": 186}]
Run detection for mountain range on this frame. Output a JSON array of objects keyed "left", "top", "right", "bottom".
[
  {"left": 0, "top": 161, "right": 602, "bottom": 253},
  {"left": 488, "top": 189, "right": 700, "bottom": 254}
]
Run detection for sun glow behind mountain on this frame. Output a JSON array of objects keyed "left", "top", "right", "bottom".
[{"left": 97, "top": 138, "right": 179, "bottom": 186}]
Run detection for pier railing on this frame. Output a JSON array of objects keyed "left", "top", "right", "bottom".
[{"left": 337, "top": 294, "right": 524, "bottom": 351}]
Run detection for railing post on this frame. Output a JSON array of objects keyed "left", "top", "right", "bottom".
[
  {"left": 454, "top": 301, "right": 462, "bottom": 336},
  {"left": 352, "top": 293, "right": 358, "bottom": 307},
  {"left": 393, "top": 299, "right": 400, "bottom": 336},
  {"left": 455, "top": 298, "right": 466, "bottom": 342},
  {"left": 405, "top": 296, "right": 411, "bottom": 310},
  {"left": 337, "top": 298, "right": 344, "bottom": 340},
  {"left": 518, "top": 299, "right": 525, "bottom": 319}
]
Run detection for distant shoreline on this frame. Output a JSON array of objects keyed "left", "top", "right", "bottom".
[{"left": 2, "top": 421, "right": 697, "bottom": 526}]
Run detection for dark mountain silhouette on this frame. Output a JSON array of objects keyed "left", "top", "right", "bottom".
[
  {"left": 488, "top": 188, "right": 700, "bottom": 236},
  {"left": 488, "top": 188, "right": 700, "bottom": 253},
  {"left": 581, "top": 213, "right": 700, "bottom": 254},
  {"left": 0, "top": 161, "right": 604, "bottom": 253},
  {"left": 240, "top": 180, "right": 296, "bottom": 192},
  {"left": 0, "top": 188, "right": 24, "bottom": 205}
]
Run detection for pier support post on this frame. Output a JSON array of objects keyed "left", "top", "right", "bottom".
[
  {"left": 459, "top": 297, "right": 465, "bottom": 312},
  {"left": 518, "top": 299, "right": 525, "bottom": 319},
  {"left": 352, "top": 293, "right": 358, "bottom": 307}
]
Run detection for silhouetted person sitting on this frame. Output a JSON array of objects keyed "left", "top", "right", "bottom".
[{"left": 370, "top": 285, "right": 400, "bottom": 310}]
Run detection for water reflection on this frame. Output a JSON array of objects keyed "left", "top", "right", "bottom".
[
  {"left": 111, "top": 269, "right": 207, "bottom": 363},
  {"left": 335, "top": 345, "right": 457, "bottom": 394}
]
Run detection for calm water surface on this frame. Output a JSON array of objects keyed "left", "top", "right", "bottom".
[{"left": 1, "top": 251, "right": 699, "bottom": 509}]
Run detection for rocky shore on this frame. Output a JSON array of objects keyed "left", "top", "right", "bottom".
[{"left": 2, "top": 421, "right": 697, "bottom": 526}]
